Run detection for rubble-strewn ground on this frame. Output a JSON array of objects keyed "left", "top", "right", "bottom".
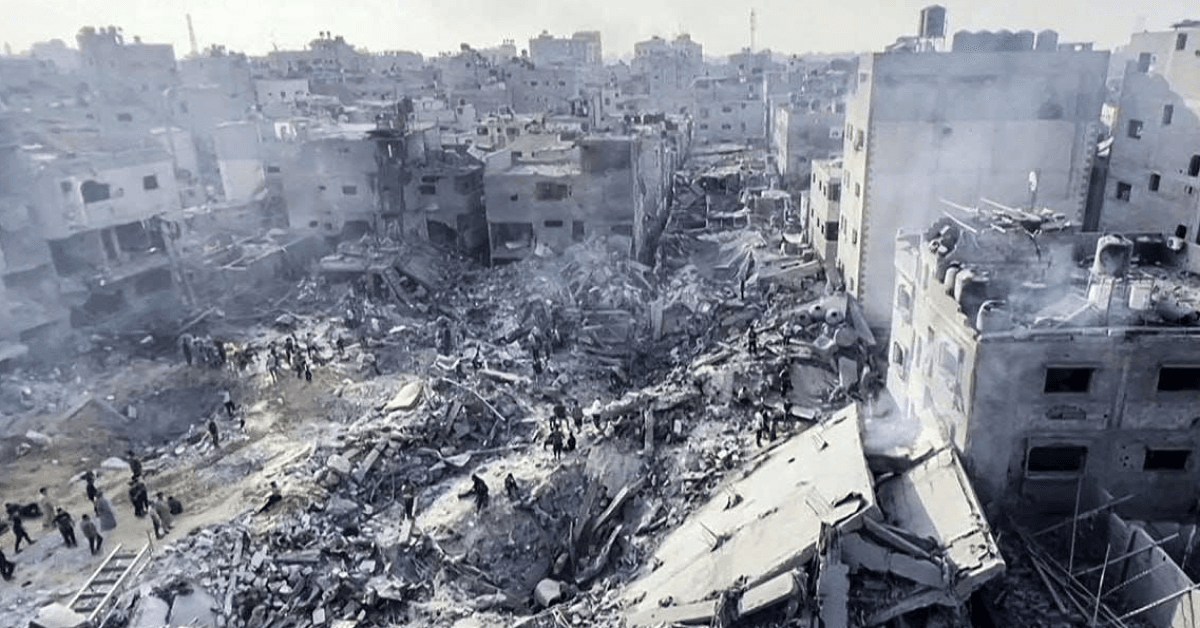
[{"left": 1, "top": 201, "right": 869, "bottom": 628}]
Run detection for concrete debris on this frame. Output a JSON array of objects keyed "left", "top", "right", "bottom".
[
  {"left": 533, "top": 578, "right": 564, "bottom": 608},
  {"left": 28, "top": 604, "right": 89, "bottom": 628}
]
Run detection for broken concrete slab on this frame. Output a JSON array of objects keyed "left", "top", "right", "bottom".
[
  {"left": 626, "top": 600, "right": 716, "bottom": 627},
  {"left": 841, "top": 533, "right": 945, "bottom": 589},
  {"left": 737, "top": 570, "right": 800, "bottom": 617},
  {"left": 623, "top": 406, "right": 878, "bottom": 624},
  {"left": 875, "top": 448, "right": 1004, "bottom": 599},
  {"left": 382, "top": 380, "right": 423, "bottom": 411},
  {"left": 28, "top": 604, "right": 89, "bottom": 628},
  {"left": 327, "top": 454, "right": 353, "bottom": 477},
  {"left": 534, "top": 578, "right": 564, "bottom": 607}
]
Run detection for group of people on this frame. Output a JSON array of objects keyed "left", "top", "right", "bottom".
[
  {"left": 1, "top": 457, "right": 186, "bottom": 583},
  {"left": 179, "top": 333, "right": 229, "bottom": 369},
  {"left": 544, "top": 403, "right": 581, "bottom": 459}
]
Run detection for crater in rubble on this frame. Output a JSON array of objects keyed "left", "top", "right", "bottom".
[
  {"left": 420, "top": 462, "right": 591, "bottom": 596},
  {"left": 120, "top": 384, "right": 225, "bottom": 445}
]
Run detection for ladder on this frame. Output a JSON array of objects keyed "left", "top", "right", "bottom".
[{"left": 67, "top": 543, "right": 151, "bottom": 622}]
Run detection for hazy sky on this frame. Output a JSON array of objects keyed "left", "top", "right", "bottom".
[{"left": 1, "top": 0, "right": 1194, "bottom": 58}]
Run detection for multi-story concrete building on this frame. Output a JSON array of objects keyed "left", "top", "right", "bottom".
[
  {"left": 806, "top": 159, "right": 842, "bottom": 265},
  {"left": 528, "top": 31, "right": 602, "bottom": 67},
  {"left": 76, "top": 26, "right": 178, "bottom": 98},
  {"left": 838, "top": 36, "right": 1108, "bottom": 328},
  {"left": 483, "top": 131, "right": 678, "bottom": 264},
  {"left": 32, "top": 147, "right": 184, "bottom": 327},
  {"left": 632, "top": 34, "right": 704, "bottom": 95},
  {"left": 1100, "top": 24, "right": 1200, "bottom": 235},
  {"left": 890, "top": 210, "right": 1200, "bottom": 515},
  {"left": 0, "top": 118, "right": 68, "bottom": 360},
  {"left": 281, "top": 124, "right": 379, "bottom": 235},
  {"left": 771, "top": 102, "right": 844, "bottom": 182},
  {"left": 692, "top": 75, "right": 767, "bottom": 146}
]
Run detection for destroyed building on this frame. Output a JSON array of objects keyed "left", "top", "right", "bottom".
[
  {"left": 1100, "top": 23, "right": 1200, "bottom": 235},
  {"left": 482, "top": 130, "right": 679, "bottom": 264},
  {"left": 838, "top": 33, "right": 1109, "bottom": 328},
  {"left": 890, "top": 206, "right": 1200, "bottom": 515},
  {"left": 32, "top": 147, "right": 185, "bottom": 329},
  {"left": 281, "top": 123, "right": 380, "bottom": 235}
]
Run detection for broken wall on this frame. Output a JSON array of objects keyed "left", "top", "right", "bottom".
[
  {"left": 1106, "top": 513, "right": 1200, "bottom": 627},
  {"left": 282, "top": 137, "right": 378, "bottom": 235}
]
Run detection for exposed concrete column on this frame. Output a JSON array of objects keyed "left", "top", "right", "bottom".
[{"left": 643, "top": 407, "right": 655, "bottom": 455}]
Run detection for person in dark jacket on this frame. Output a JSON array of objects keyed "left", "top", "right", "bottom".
[
  {"left": 167, "top": 495, "right": 183, "bottom": 516},
  {"left": 53, "top": 509, "right": 76, "bottom": 547},
  {"left": 80, "top": 514, "right": 102, "bottom": 555},
  {"left": 85, "top": 471, "right": 98, "bottom": 503},
  {"left": 9, "top": 515, "right": 33, "bottom": 553}
]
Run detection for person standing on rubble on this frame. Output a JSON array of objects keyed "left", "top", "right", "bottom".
[
  {"left": 208, "top": 419, "right": 220, "bottom": 448},
  {"left": 152, "top": 493, "right": 173, "bottom": 535},
  {"left": 149, "top": 507, "right": 166, "bottom": 539},
  {"left": 129, "top": 479, "right": 150, "bottom": 518},
  {"left": 283, "top": 336, "right": 294, "bottom": 362},
  {"left": 258, "top": 482, "right": 282, "bottom": 514},
  {"left": 38, "top": 488, "right": 55, "bottom": 530},
  {"left": 267, "top": 350, "right": 281, "bottom": 383},
  {"left": 460, "top": 474, "right": 489, "bottom": 511},
  {"left": 221, "top": 389, "right": 236, "bottom": 418},
  {"left": 9, "top": 514, "right": 33, "bottom": 553},
  {"left": 79, "top": 514, "right": 102, "bottom": 555},
  {"left": 545, "top": 429, "right": 564, "bottom": 459},
  {"left": 504, "top": 474, "right": 523, "bottom": 502},
  {"left": 180, "top": 334, "right": 194, "bottom": 366},
  {"left": 85, "top": 471, "right": 99, "bottom": 503},
  {"left": 93, "top": 488, "right": 116, "bottom": 531},
  {"left": 127, "top": 450, "right": 142, "bottom": 481},
  {"left": 747, "top": 327, "right": 759, "bottom": 356},
  {"left": 53, "top": 508, "right": 77, "bottom": 548}
]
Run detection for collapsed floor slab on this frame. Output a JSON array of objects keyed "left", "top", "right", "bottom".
[{"left": 623, "top": 406, "right": 878, "bottom": 625}]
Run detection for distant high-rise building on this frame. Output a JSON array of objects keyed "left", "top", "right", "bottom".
[
  {"left": 1098, "top": 24, "right": 1200, "bottom": 237},
  {"left": 837, "top": 35, "right": 1108, "bottom": 328},
  {"left": 528, "top": 31, "right": 601, "bottom": 67}
]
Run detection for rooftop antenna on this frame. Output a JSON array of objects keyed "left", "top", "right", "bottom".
[
  {"left": 750, "top": 8, "right": 757, "bottom": 52},
  {"left": 186, "top": 14, "right": 199, "bottom": 57}
]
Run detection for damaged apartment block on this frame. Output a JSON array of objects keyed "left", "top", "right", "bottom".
[{"left": 890, "top": 204, "right": 1200, "bottom": 516}]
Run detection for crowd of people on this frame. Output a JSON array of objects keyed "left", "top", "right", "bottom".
[{"left": 1, "top": 453, "right": 184, "bottom": 582}]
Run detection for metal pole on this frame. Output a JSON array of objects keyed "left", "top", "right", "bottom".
[
  {"left": 1069, "top": 474, "right": 1084, "bottom": 574},
  {"left": 1092, "top": 543, "right": 1110, "bottom": 626},
  {"left": 1114, "top": 581, "right": 1200, "bottom": 623},
  {"left": 1074, "top": 531, "right": 1180, "bottom": 577}
]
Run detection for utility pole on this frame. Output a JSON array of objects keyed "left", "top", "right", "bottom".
[
  {"left": 749, "top": 9, "right": 757, "bottom": 52},
  {"left": 186, "top": 14, "right": 199, "bottom": 57}
]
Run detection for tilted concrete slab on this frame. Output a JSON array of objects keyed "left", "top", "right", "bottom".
[
  {"left": 875, "top": 448, "right": 1005, "bottom": 599},
  {"left": 623, "top": 407, "right": 878, "bottom": 624}
]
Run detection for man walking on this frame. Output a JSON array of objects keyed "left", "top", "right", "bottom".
[
  {"left": 9, "top": 515, "right": 32, "bottom": 553},
  {"left": 80, "top": 514, "right": 102, "bottom": 555},
  {"left": 84, "top": 471, "right": 98, "bottom": 503},
  {"left": 221, "top": 390, "right": 236, "bottom": 418},
  {"left": 53, "top": 509, "right": 76, "bottom": 548}
]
